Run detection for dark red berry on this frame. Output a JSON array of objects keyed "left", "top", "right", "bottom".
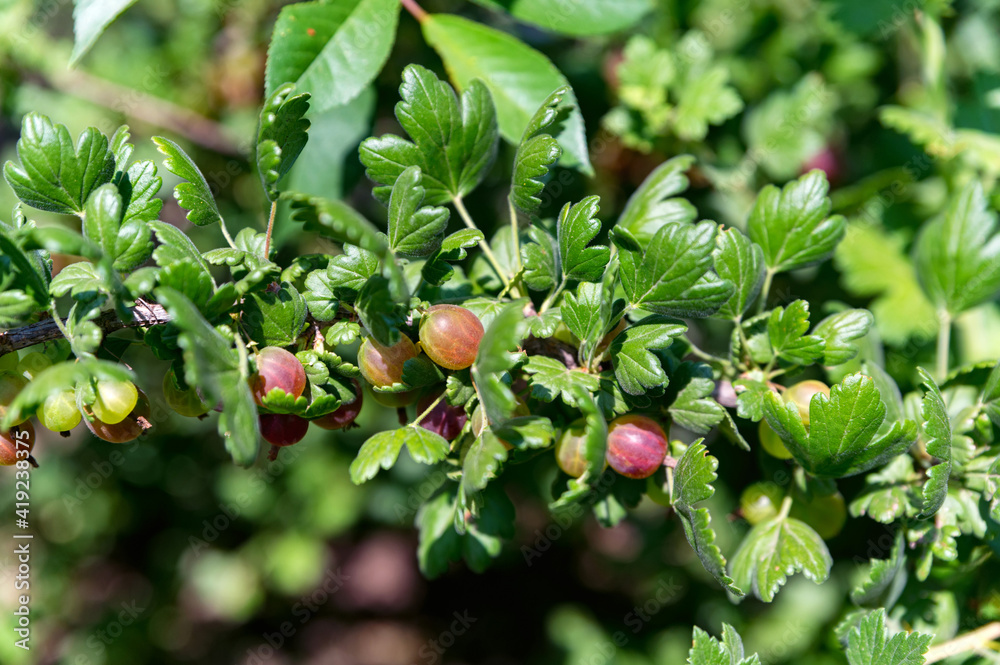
[
  {"left": 416, "top": 389, "right": 467, "bottom": 441},
  {"left": 313, "top": 379, "right": 364, "bottom": 430},
  {"left": 260, "top": 413, "right": 309, "bottom": 447}
]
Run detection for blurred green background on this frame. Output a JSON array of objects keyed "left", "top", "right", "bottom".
[{"left": 2, "top": 0, "right": 1000, "bottom": 663}]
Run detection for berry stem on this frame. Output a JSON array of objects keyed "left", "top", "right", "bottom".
[
  {"left": 400, "top": 0, "right": 428, "bottom": 22},
  {"left": 413, "top": 392, "right": 445, "bottom": 426},
  {"left": 220, "top": 217, "right": 238, "bottom": 250},
  {"left": 452, "top": 196, "right": 513, "bottom": 293},
  {"left": 936, "top": 309, "right": 951, "bottom": 382},
  {"left": 263, "top": 200, "right": 278, "bottom": 260},
  {"left": 756, "top": 268, "right": 775, "bottom": 315}
]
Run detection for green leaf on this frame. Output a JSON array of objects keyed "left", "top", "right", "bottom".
[
  {"left": 356, "top": 276, "right": 405, "bottom": 347},
  {"left": 492, "top": 416, "right": 554, "bottom": 450},
  {"left": 349, "top": 426, "right": 449, "bottom": 484},
  {"left": 667, "top": 362, "right": 725, "bottom": 434},
  {"left": 523, "top": 355, "right": 602, "bottom": 405},
  {"left": 472, "top": 302, "right": 528, "bottom": 425},
  {"left": 326, "top": 244, "right": 380, "bottom": 301},
  {"left": 70, "top": 0, "right": 139, "bottom": 66},
  {"left": 556, "top": 196, "right": 610, "bottom": 283},
  {"left": 0, "top": 291, "right": 35, "bottom": 327},
  {"left": 256, "top": 84, "right": 311, "bottom": 201},
  {"left": 462, "top": 431, "right": 509, "bottom": 495},
  {"left": 477, "top": 0, "right": 652, "bottom": 36},
  {"left": 609, "top": 316, "right": 686, "bottom": 395},
  {"left": 421, "top": 14, "right": 592, "bottom": 174},
  {"left": 617, "top": 156, "right": 697, "bottom": 244},
  {"left": 147, "top": 221, "right": 215, "bottom": 288},
  {"left": 81, "top": 184, "right": 122, "bottom": 262},
  {"left": 671, "top": 441, "right": 743, "bottom": 596},
  {"left": 285, "top": 87, "right": 375, "bottom": 200},
  {"left": 687, "top": 624, "right": 760, "bottom": 665},
  {"left": 762, "top": 373, "right": 917, "bottom": 478},
  {"left": 845, "top": 609, "right": 931, "bottom": 665},
  {"left": 673, "top": 65, "right": 743, "bottom": 142},
  {"left": 510, "top": 87, "right": 566, "bottom": 215},
  {"left": 152, "top": 137, "right": 222, "bottom": 227},
  {"left": 849, "top": 456, "right": 919, "bottom": 524},
  {"left": 916, "top": 368, "right": 951, "bottom": 518},
  {"left": 730, "top": 515, "right": 831, "bottom": 603},
  {"left": 747, "top": 170, "right": 846, "bottom": 273},
  {"left": 768, "top": 300, "right": 824, "bottom": 365},
  {"left": 713, "top": 227, "right": 764, "bottom": 321},
  {"left": 24, "top": 226, "right": 100, "bottom": 260},
  {"left": 1, "top": 359, "right": 134, "bottom": 429},
  {"left": 520, "top": 226, "right": 558, "bottom": 291},
  {"left": 387, "top": 165, "right": 449, "bottom": 258},
  {"left": 286, "top": 193, "right": 387, "bottom": 255},
  {"left": 4, "top": 113, "right": 115, "bottom": 215},
  {"left": 834, "top": 223, "right": 936, "bottom": 346},
  {"left": 116, "top": 160, "right": 163, "bottom": 225},
  {"left": 0, "top": 225, "right": 51, "bottom": 307},
  {"left": 914, "top": 181, "right": 1000, "bottom": 315},
  {"left": 851, "top": 531, "right": 906, "bottom": 609},
  {"left": 241, "top": 283, "right": 307, "bottom": 347},
  {"left": 359, "top": 64, "right": 498, "bottom": 205},
  {"left": 614, "top": 222, "right": 733, "bottom": 318},
  {"left": 416, "top": 484, "right": 513, "bottom": 577},
  {"left": 156, "top": 288, "right": 260, "bottom": 467},
  {"left": 561, "top": 281, "right": 606, "bottom": 349},
  {"left": 812, "top": 309, "right": 873, "bottom": 366},
  {"left": 265, "top": 0, "right": 399, "bottom": 113},
  {"left": 733, "top": 376, "right": 770, "bottom": 422},
  {"left": 422, "top": 229, "right": 484, "bottom": 286}
]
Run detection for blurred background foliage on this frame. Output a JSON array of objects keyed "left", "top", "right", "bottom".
[{"left": 1, "top": 0, "right": 1000, "bottom": 663}]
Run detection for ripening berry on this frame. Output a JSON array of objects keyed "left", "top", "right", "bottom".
[
  {"left": 0, "top": 372, "right": 29, "bottom": 425},
  {"left": 783, "top": 380, "right": 830, "bottom": 426},
  {"left": 740, "top": 482, "right": 783, "bottom": 525},
  {"left": 0, "top": 422, "right": 34, "bottom": 466},
  {"left": 758, "top": 420, "right": 793, "bottom": 460},
  {"left": 91, "top": 379, "right": 139, "bottom": 425},
  {"left": 313, "top": 379, "right": 364, "bottom": 430},
  {"left": 605, "top": 415, "right": 668, "bottom": 479},
  {"left": 163, "top": 368, "right": 211, "bottom": 418},
  {"left": 358, "top": 335, "right": 418, "bottom": 387},
  {"left": 419, "top": 305, "right": 484, "bottom": 370},
  {"left": 790, "top": 490, "right": 847, "bottom": 540},
  {"left": 0, "top": 351, "right": 18, "bottom": 374},
  {"left": 260, "top": 413, "right": 309, "bottom": 447},
  {"left": 555, "top": 419, "right": 593, "bottom": 478},
  {"left": 87, "top": 390, "right": 152, "bottom": 443},
  {"left": 416, "top": 389, "right": 467, "bottom": 441},
  {"left": 37, "top": 389, "right": 82, "bottom": 432},
  {"left": 250, "top": 347, "right": 307, "bottom": 406}
]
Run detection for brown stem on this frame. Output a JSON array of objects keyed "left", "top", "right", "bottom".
[
  {"left": 38, "top": 68, "right": 243, "bottom": 156},
  {"left": 400, "top": 0, "right": 428, "bottom": 22},
  {"left": 0, "top": 300, "right": 171, "bottom": 357}
]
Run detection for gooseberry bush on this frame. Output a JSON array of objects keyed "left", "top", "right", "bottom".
[{"left": 3, "top": 1, "right": 1000, "bottom": 662}]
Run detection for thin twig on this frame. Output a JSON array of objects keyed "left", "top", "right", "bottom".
[
  {"left": 925, "top": 623, "right": 1000, "bottom": 663},
  {"left": 40, "top": 68, "right": 243, "bottom": 156},
  {"left": 452, "top": 196, "right": 511, "bottom": 290},
  {"left": 0, "top": 300, "right": 170, "bottom": 357}
]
